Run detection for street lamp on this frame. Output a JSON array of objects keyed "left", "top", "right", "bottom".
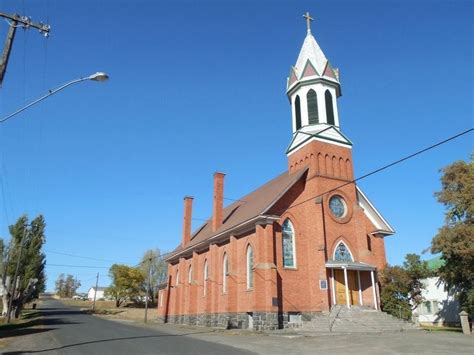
[
  {"left": 2, "top": 71, "right": 108, "bottom": 322},
  {"left": 0, "top": 72, "right": 109, "bottom": 124}
]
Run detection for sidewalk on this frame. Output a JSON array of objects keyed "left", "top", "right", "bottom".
[{"left": 101, "top": 316, "right": 473, "bottom": 355}]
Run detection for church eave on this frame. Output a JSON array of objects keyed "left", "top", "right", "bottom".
[
  {"left": 285, "top": 128, "right": 353, "bottom": 155},
  {"left": 164, "top": 215, "right": 280, "bottom": 263},
  {"left": 262, "top": 168, "right": 309, "bottom": 215},
  {"left": 370, "top": 229, "right": 395, "bottom": 237},
  {"left": 165, "top": 169, "right": 310, "bottom": 263},
  {"left": 286, "top": 77, "right": 341, "bottom": 100},
  {"left": 356, "top": 186, "right": 395, "bottom": 236}
]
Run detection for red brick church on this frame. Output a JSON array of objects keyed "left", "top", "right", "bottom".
[{"left": 157, "top": 14, "right": 394, "bottom": 330}]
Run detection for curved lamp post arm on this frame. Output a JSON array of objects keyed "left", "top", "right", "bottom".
[{"left": 0, "top": 72, "right": 108, "bottom": 124}]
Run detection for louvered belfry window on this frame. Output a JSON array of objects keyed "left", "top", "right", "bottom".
[
  {"left": 295, "top": 95, "right": 302, "bottom": 130},
  {"left": 307, "top": 89, "right": 319, "bottom": 125},
  {"left": 325, "top": 90, "right": 335, "bottom": 125}
]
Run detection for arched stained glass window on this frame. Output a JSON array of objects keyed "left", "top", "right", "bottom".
[
  {"left": 295, "top": 95, "right": 302, "bottom": 130},
  {"left": 334, "top": 242, "right": 353, "bottom": 262},
  {"left": 223, "top": 253, "right": 229, "bottom": 293},
  {"left": 246, "top": 245, "right": 254, "bottom": 289},
  {"left": 307, "top": 89, "right": 319, "bottom": 125},
  {"left": 203, "top": 260, "right": 208, "bottom": 296},
  {"left": 282, "top": 219, "right": 296, "bottom": 268},
  {"left": 325, "top": 90, "right": 335, "bottom": 125}
]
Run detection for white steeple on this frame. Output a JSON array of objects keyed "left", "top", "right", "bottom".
[
  {"left": 286, "top": 13, "right": 350, "bottom": 156},
  {"left": 295, "top": 34, "right": 328, "bottom": 77}
]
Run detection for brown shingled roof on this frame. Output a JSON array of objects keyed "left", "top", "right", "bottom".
[{"left": 167, "top": 168, "right": 308, "bottom": 261}]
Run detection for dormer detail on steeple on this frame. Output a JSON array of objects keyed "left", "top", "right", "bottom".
[{"left": 301, "top": 60, "right": 319, "bottom": 78}]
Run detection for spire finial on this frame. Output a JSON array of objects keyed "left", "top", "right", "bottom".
[{"left": 303, "top": 12, "right": 314, "bottom": 34}]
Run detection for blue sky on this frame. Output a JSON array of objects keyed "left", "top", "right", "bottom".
[{"left": 0, "top": 0, "right": 472, "bottom": 292}]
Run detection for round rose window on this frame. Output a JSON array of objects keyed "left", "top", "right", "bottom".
[{"left": 329, "top": 195, "right": 346, "bottom": 219}]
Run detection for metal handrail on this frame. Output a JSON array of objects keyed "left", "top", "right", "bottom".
[{"left": 328, "top": 305, "right": 343, "bottom": 331}]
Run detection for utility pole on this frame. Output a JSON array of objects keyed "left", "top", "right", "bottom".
[
  {"left": 0, "top": 11, "right": 50, "bottom": 86},
  {"left": 92, "top": 272, "right": 99, "bottom": 312},
  {"left": 144, "top": 257, "right": 152, "bottom": 323}
]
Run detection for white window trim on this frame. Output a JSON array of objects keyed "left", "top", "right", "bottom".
[
  {"left": 203, "top": 260, "right": 208, "bottom": 296},
  {"left": 188, "top": 265, "right": 192, "bottom": 284},
  {"left": 332, "top": 240, "right": 354, "bottom": 262},
  {"left": 246, "top": 246, "right": 254, "bottom": 289},
  {"left": 283, "top": 219, "right": 297, "bottom": 268},
  {"left": 223, "top": 253, "right": 228, "bottom": 293}
]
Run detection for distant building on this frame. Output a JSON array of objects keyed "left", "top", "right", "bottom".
[
  {"left": 88, "top": 286, "right": 107, "bottom": 301},
  {"left": 413, "top": 257, "right": 460, "bottom": 326}
]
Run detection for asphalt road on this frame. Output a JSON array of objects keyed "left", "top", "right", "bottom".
[{"left": 3, "top": 299, "right": 252, "bottom": 355}]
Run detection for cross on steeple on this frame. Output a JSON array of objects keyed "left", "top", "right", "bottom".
[{"left": 302, "top": 12, "right": 314, "bottom": 33}]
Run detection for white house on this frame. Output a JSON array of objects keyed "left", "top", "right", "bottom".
[
  {"left": 87, "top": 286, "right": 107, "bottom": 301},
  {"left": 413, "top": 257, "right": 460, "bottom": 326}
]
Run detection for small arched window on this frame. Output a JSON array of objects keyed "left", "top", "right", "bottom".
[
  {"left": 282, "top": 219, "right": 296, "bottom": 268},
  {"left": 295, "top": 95, "right": 302, "bottom": 130},
  {"left": 188, "top": 265, "right": 193, "bottom": 284},
  {"left": 223, "top": 253, "right": 229, "bottom": 293},
  {"left": 176, "top": 269, "right": 180, "bottom": 286},
  {"left": 334, "top": 242, "right": 353, "bottom": 262},
  {"left": 325, "top": 90, "right": 335, "bottom": 125},
  {"left": 246, "top": 245, "right": 254, "bottom": 289},
  {"left": 203, "top": 260, "right": 208, "bottom": 296},
  {"left": 307, "top": 89, "right": 319, "bottom": 125}
]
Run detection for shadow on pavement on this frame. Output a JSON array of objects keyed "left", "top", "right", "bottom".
[
  {"left": 39, "top": 309, "right": 87, "bottom": 317},
  {"left": 0, "top": 327, "right": 56, "bottom": 338},
  {"left": 0, "top": 318, "right": 80, "bottom": 339},
  {"left": 2, "top": 330, "right": 216, "bottom": 354}
]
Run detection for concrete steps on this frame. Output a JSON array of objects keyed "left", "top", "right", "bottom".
[
  {"left": 330, "top": 307, "right": 418, "bottom": 333},
  {"left": 298, "top": 306, "right": 418, "bottom": 334},
  {"left": 266, "top": 307, "right": 419, "bottom": 337}
]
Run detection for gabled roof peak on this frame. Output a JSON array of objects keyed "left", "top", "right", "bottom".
[
  {"left": 295, "top": 32, "right": 328, "bottom": 77},
  {"left": 287, "top": 29, "right": 340, "bottom": 92}
]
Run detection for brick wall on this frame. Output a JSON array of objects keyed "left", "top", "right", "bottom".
[{"left": 157, "top": 140, "right": 389, "bottom": 328}]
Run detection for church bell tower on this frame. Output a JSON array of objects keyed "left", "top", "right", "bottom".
[{"left": 286, "top": 13, "right": 353, "bottom": 179}]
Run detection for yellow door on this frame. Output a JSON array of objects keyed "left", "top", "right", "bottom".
[
  {"left": 334, "top": 270, "right": 359, "bottom": 306},
  {"left": 334, "top": 270, "right": 347, "bottom": 305},
  {"left": 348, "top": 270, "right": 359, "bottom": 306}
]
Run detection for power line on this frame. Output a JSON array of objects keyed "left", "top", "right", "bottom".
[
  {"left": 45, "top": 249, "right": 127, "bottom": 264},
  {"left": 46, "top": 250, "right": 174, "bottom": 270},
  {"left": 47, "top": 263, "right": 110, "bottom": 269},
  {"left": 277, "top": 127, "right": 473, "bottom": 214}
]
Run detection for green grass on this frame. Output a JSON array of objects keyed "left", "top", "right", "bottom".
[{"left": 0, "top": 307, "right": 41, "bottom": 329}]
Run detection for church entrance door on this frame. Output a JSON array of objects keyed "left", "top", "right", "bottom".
[{"left": 334, "top": 269, "right": 359, "bottom": 306}]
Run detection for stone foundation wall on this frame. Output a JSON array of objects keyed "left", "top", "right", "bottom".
[{"left": 156, "top": 311, "right": 327, "bottom": 331}]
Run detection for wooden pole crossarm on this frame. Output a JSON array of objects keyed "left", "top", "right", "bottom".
[
  {"left": 0, "top": 12, "right": 50, "bottom": 35},
  {"left": 0, "top": 11, "right": 51, "bottom": 86}
]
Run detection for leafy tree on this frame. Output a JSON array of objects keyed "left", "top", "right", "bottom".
[
  {"left": 55, "top": 274, "right": 81, "bottom": 298},
  {"left": 105, "top": 264, "right": 144, "bottom": 307},
  {"left": 380, "top": 254, "right": 430, "bottom": 319},
  {"left": 1, "top": 215, "right": 47, "bottom": 318},
  {"left": 431, "top": 155, "right": 474, "bottom": 315},
  {"left": 138, "top": 249, "right": 167, "bottom": 301}
]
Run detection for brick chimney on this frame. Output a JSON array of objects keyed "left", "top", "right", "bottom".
[
  {"left": 212, "top": 172, "right": 225, "bottom": 232},
  {"left": 182, "top": 196, "right": 194, "bottom": 247}
]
